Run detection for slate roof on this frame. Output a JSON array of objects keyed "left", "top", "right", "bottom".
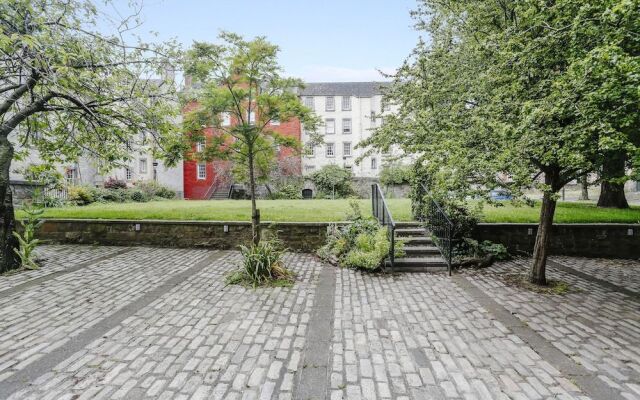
[{"left": 299, "top": 82, "right": 390, "bottom": 97}]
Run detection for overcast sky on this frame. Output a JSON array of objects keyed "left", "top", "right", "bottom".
[{"left": 107, "top": 0, "right": 421, "bottom": 82}]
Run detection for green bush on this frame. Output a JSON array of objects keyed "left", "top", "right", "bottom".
[
  {"left": 268, "top": 184, "right": 302, "bottom": 200},
  {"left": 135, "top": 181, "right": 175, "bottom": 199},
  {"left": 42, "top": 195, "right": 64, "bottom": 208},
  {"left": 226, "top": 239, "right": 294, "bottom": 287},
  {"left": 379, "top": 163, "right": 412, "bottom": 186},
  {"left": 317, "top": 201, "right": 402, "bottom": 271},
  {"left": 68, "top": 186, "right": 95, "bottom": 205},
  {"left": 129, "top": 189, "right": 149, "bottom": 202},
  {"left": 93, "top": 188, "right": 127, "bottom": 203},
  {"left": 309, "top": 165, "right": 356, "bottom": 199}
]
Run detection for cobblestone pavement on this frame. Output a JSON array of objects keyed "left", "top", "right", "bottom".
[
  {"left": 0, "top": 245, "right": 638, "bottom": 400},
  {"left": 462, "top": 259, "right": 640, "bottom": 400},
  {"left": 0, "top": 245, "right": 126, "bottom": 292},
  {"left": 332, "top": 269, "right": 589, "bottom": 400},
  {"left": 552, "top": 256, "right": 640, "bottom": 293}
]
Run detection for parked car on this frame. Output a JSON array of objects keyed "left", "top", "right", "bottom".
[{"left": 490, "top": 189, "right": 513, "bottom": 200}]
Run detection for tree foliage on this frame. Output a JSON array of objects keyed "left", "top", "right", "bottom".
[
  {"left": 363, "top": 0, "right": 640, "bottom": 284},
  {"left": 309, "top": 164, "right": 355, "bottom": 199},
  {"left": 0, "top": 0, "right": 182, "bottom": 272},
  {"left": 182, "top": 32, "right": 319, "bottom": 244}
]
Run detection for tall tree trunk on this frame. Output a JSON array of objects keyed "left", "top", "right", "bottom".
[
  {"left": 579, "top": 175, "right": 589, "bottom": 201},
  {"left": 530, "top": 174, "right": 558, "bottom": 285},
  {"left": 0, "top": 136, "right": 18, "bottom": 273},
  {"left": 247, "top": 147, "right": 260, "bottom": 246},
  {"left": 597, "top": 152, "right": 629, "bottom": 208}
]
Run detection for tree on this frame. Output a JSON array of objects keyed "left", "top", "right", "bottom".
[
  {"left": 309, "top": 165, "right": 355, "bottom": 199},
  {"left": 363, "top": 0, "right": 640, "bottom": 285},
  {"left": 0, "top": 0, "right": 181, "bottom": 272},
  {"left": 182, "top": 33, "right": 319, "bottom": 245},
  {"left": 597, "top": 152, "right": 629, "bottom": 208}
]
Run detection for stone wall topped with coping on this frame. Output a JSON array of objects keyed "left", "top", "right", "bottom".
[{"left": 29, "top": 219, "right": 640, "bottom": 258}]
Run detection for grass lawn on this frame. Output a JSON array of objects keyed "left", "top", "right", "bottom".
[{"left": 18, "top": 198, "right": 640, "bottom": 223}]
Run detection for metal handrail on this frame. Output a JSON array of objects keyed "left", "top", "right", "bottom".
[
  {"left": 227, "top": 182, "right": 234, "bottom": 199},
  {"left": 203, "top": 175, "right": 219, "bottom": 200},
  {"left": 419, "top": 183, "right": 454, "bottom": 276},
  {"left": 371, "top": 183, "right": 396, "bottom": 272}
]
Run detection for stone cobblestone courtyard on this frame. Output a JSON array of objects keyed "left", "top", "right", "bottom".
[{"left": 0, "top": 245, "right": 638, "bottom": 400}]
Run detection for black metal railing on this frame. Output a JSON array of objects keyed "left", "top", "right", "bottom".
[
  {"left": 419, "top": 183, "right": 454, "bottom": 276},
  {"left": 371, "top": 183, "right": 396, "bottom": 272}
]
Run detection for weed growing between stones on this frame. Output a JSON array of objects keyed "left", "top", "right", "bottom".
[{"left": 499, "top": 273, "right": 573, "bottom": 295}]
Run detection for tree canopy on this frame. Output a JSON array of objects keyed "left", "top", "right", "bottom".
[
  {"left": 182, "top": 32, "right": 320, "bottom": 244},
  {"left": 363, "top": 0, "right": 640, "bottom": 284},
  {"left": 0, "top": 0, "right": 182, "bottom": 272}
]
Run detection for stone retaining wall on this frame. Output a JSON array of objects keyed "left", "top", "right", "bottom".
[
  {"left": 31, "top": 219, "right": 640, "bottom": 258},
  {"left": 473, "top": 223, "right": 639, "bottom": 259},
  {"left": 37, "top": 219, "right": 330, "bottom": 253}
]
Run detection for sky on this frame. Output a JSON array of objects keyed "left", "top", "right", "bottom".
[{"left": 108, "top": 0, "right": 421, "bottom": 82}]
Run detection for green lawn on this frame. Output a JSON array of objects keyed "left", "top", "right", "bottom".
[{"left": 18, "top": 198, "right": 640, "bottom": 223}]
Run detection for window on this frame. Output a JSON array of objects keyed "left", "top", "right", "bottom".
[
  {"left": 326, "top": 143, "right": 335, "bottom": 157},
  {"left": 304, "top": 97, "right": 314, "bottom": 110},
  {"left": 306, "top": 145, "right": 315, "bottom": 157},
  {"left": 197, "top": 163, "right": 206, "bottom": 180},
  {"left": 222, "top": 112, "right": 231, "bottom": 126},
  {"left": 344, "top": 165, "right": 352, "bottom": 172},
  {"left": 342, "top": 96, "right": 351, "bottom": 111},
  {"left": 325, "top": 119, "right": 335, "bottom": 135},
  {"left": 325, "top": 96, "right": 335, "bottom": 111},
  {"left": 125, "top": 168, "right": 132, "bottom": 181},
  {"left": 65, "top": 168, "right": 77, "bottom": 185},
  {"left": 382, "top": 102, "right": 391, "bottom": 112},
  {"left": 343, "top": 142, "right": 352, "bottom": 157},
  {"left": 342, "top": 119, "right": 351, "bottom": 134},
  {"left": 304, "top": 165, "right": 316, "bottom": 172},
  {"left": 370, "top": 157, "right": 377, "bottom": 170},
  {"left": 248, "top": 111, "right": 256, "bottom": 125},
  {"left": 370, "top": 111, "right": 376, "bottom": 127},
  {"left": 196, "top": 140, "right": 205, "bottom": 152},
  {"left": 139, "top": 158, "right": 147, "bottom": 174}
]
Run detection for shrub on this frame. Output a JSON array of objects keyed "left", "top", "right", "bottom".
[
  {"left": 379, "top": 163, "right": 412, "bottom": 186},
  {"left": 68, "top": 186, "right": 95, "bottom": 205},
  {"left": 42, "top": 195, "right": 64, "bottom": 208},
  {"left": 13, "top": 202, "right": 44, "bottom": 270},
  {"left": 268, "top": 183, "right": 302, "bottom": 200},
  {"left": 135, "top": 181, "right": 175, "bottom": 199},
  {"left": 93, "top": 188, "right": 127, "bottom": 203},
  {"left": 226, "top": 239, "right": 294, "bottom": 287},
  {"left": 309, "top": 165, "right": 355, "bottom": 199},
  {"left": 103, "top": 177, "right": 127, "bottom": 189},
  {"left": 317, "top": 202, "right": 402, "bottom": 271},
  {"left": 129, "top": 189, "right": 149, "bottom": 202},
  {"left": 155, "top": 186, "right": 176, "bottom": 199}
]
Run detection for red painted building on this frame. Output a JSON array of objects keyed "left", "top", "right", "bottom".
[{"left": 183, "top": 117, "right": 301, "bottom": 200}]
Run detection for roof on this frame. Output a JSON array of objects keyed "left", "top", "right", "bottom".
[{"left": 299, "top": 82, "right": 390, "bottom": 97}]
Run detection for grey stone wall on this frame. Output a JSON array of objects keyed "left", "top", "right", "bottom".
[
  {"left": 24, "top": 219, "right": 640, "bottom": 258},
  {"left": 472, "top": 223, "right": 640, "bottom": 259},
  {"left": 36, "top": 219, "right": 329, "bottom": 252}
]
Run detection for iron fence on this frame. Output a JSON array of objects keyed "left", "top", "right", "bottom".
[{"left": 419, "top": 184, "right": 454, "bottom": 276}]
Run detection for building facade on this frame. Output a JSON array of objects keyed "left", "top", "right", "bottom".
[
  {"left": 298, "top": 82, "right": 397, "bottom": 178},
  {"left": 182, "top": 114, "right": 301, "bottom": 200}
]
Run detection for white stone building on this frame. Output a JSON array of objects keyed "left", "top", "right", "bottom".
[{"left": 299, "top": 82, "right": 400, "bottom": 178}]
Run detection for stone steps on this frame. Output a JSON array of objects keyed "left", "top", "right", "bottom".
[{"left": 388, "top": 223, "right": 448, "bottom": 273}]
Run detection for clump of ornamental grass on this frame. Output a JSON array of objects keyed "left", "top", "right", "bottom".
[{"left": 226, "top": 239, "right": 294, "bottom": 288}]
